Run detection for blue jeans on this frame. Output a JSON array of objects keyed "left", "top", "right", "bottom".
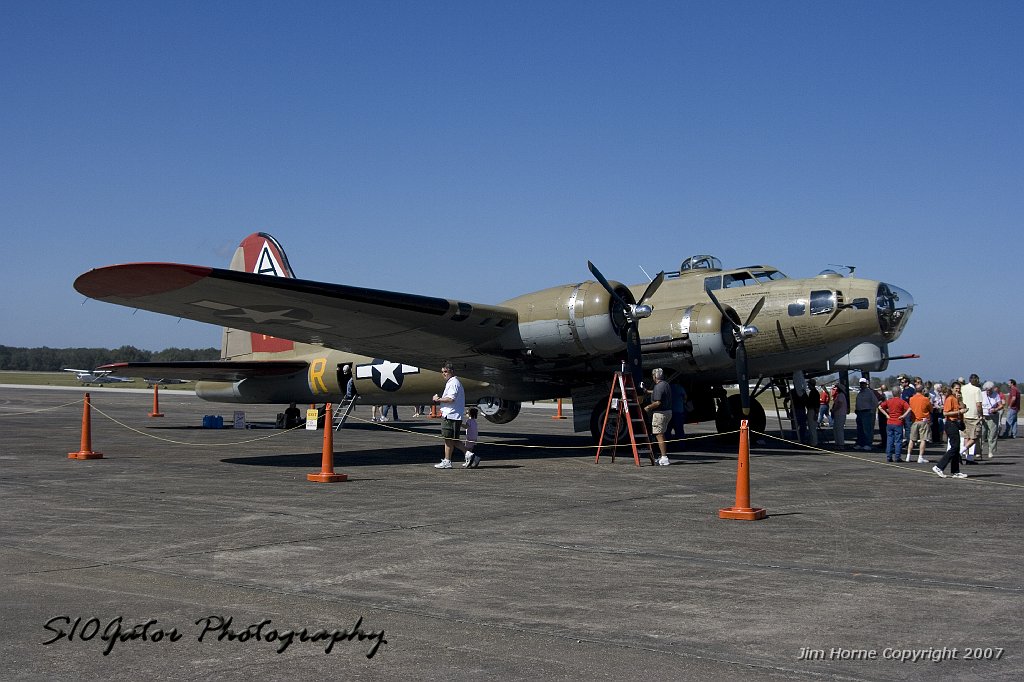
[
  {"left": 818, "top": 404, "right": 831, "bottom": 427},
  {"left": 1003, "top": 409, "right": 1018, "bottom": 438},
  {"left": 885, "top": 424, "right": 904, "bottom": 460}
]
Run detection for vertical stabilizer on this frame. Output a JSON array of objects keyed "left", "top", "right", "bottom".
[{"left": 220, "top": 233, "right": 297, "bottom": 359}]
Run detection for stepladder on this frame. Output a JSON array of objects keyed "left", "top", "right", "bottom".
[
  {"left": 332, "top": 395, "right": 358, "bottom": 430},
  {"left": 595, "top": 371, "right": 656, "bottom": 466}
]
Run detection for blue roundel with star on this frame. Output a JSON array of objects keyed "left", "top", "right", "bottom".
[{"left": 355, "top": 359, "right": 420, "bottom": 392}]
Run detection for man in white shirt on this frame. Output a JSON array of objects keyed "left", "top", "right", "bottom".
[
  {"left": 981, "top": 381, "right": 1003, "bottom": 459},
  {"left": 431, "top": 361, "right": 472, "bottom": 469},
  {"left": 960, "top": 374, "right": 984, "bottom": 462}
]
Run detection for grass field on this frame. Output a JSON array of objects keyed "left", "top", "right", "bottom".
[{"left": 0, "top": 371, "right": 194, "bottom": 390}]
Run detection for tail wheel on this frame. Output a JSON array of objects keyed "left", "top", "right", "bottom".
[
  {"left": 590, "top": 402, "right": 629, "bottom": 445},
  {"left": 715, "top": 394, "right": 767, "bottom": 437}
]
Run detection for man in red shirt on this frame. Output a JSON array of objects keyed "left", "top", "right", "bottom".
[
  {"left": 878, "top": 394, "right": 911, "bottom": 462},
  {"left": 906, "top": 391, "right": 933, "bottom": 463},
  {"left": 1003, "top": 379, "right": 1019, "bottom": 438}
]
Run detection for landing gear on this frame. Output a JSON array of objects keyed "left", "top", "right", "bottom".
[
  {"left": 590, "top": 402, "right": 630, "bottom": 445},
  {"left": 714, "top": 394, "right": 766, "bottom": 436}
]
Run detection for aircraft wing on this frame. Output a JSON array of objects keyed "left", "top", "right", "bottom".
[
  {"left": 98, "top": 360, "right": 310, "bottom": 383},
  {"left": 75, "top": 263, "right": 525, "bottom": 377}
]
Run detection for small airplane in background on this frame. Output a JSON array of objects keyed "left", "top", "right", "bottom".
[
  {"left": 62, "top": 369, "right": 135, "bottom": 386},
  {"left": 143, "top": 378, "right": 191, "bottom": 388},
  {"left": 74, "top": 232, "right": 916, "bottom": 442}
]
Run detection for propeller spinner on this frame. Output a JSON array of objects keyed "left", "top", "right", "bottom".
[{"left": 587, "top": 261, "right": 664, "bottom": 387}]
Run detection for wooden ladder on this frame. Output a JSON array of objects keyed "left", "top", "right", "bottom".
[{"left": 595, "top": 371, "right": 656, "bottom": 466}]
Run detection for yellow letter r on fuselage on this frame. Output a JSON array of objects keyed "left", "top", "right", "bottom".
[{"left": 308, "top": 358, "right": 328, "bottom": 394}]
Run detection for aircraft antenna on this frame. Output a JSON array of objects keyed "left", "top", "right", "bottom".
[{"left": 638, "top": 265, "right": 653, "bottom": 282}]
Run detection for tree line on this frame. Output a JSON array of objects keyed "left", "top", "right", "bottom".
[{"left": 0, "top": 345, "right": 219, "bottom": 372}]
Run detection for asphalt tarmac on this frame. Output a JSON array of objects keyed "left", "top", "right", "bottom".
[{"left": 1, "top": 385, "right": 1021, "bottom": 681}]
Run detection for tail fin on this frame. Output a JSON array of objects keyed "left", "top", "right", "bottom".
[{"left": 221, "top": 233, "right": 297, "bottom": 359}]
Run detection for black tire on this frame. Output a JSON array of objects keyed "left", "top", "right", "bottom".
[
  {"left": 590, "top": 402, "right": 630, "bottom": 445},
  {"left": 714, "top": 394, "right": 767, "bottom": 437}
]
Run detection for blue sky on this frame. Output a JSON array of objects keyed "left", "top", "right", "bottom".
[{"left": 1, "top": 1, "right": 1020, "bottom": 383}]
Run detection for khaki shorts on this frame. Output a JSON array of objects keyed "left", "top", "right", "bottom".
[
  {"left": 651, "top": 411, "right": 671, "bottom": 435},
  {"left": 909, "top": 420, "right": 931, "bottom": 442},
  {"left": 963, "top": 417, "right": 982, "bottom": 440},
  {"left": 441, "top": 418, "right": 462, "bottom": 440}
]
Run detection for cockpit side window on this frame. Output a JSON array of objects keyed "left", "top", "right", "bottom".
[
  {"left": 723, "top": 272, "right": 757, "bottom": 288},
  {"left": 810, "top": 290, "right": 836, "bottom": 315},
  {"left": 704, "top": 275, "right": 722, "bottom": 291}
]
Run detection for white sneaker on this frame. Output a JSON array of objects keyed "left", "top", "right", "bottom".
[
  {"left": 463, "top": 452, "right": 473, "bottom": 468},
  {"left": 657, "top": 456, "right": 671, "bottom": 466},
  {"left": 434, "top": 460, "right": 452, "bottom": 469},
  {"left": 932, "top": 465, "right": 946, "bottom": 478},
  {"left": 951, "top": 472, "right": 968, "bottom": 479},
  {"left": 917, "top": 457, "right": 928, "bottom": 464}
]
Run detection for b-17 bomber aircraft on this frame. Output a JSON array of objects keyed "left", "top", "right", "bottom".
[{"left": 74, "top": 233, "right": 914, "bottom": 441}]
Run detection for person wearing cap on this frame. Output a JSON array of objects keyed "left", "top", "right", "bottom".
[
  {"left": 981, "top": 381, "right": 1004, "bottom": 459},
  {"left": 1002, "top": 379, "right": 1019, "bottom": 438},
  {"left": 854, "top": 377, "right": 878, "bottom": 450}
]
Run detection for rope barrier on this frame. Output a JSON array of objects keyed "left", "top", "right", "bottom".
[
  {"left": 750, "top": 429, "right": 1024, "bottom": 489},
  {"left": 13, "top": 393, "right": 1022, "bottom": 489}
]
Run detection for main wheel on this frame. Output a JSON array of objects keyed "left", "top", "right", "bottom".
[
  {"left": 590, "top": 402, "right": 630, "bottom": 445},
  {"left": 714, "top": 394, "right": 767, "bottom": 436}
]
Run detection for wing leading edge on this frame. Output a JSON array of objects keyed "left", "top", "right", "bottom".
[
  {"left": 75, "top": 263, "right": 525, "bottom": 377},
  {"left": 98, "top": 360, "right": 310, "bottom": 383}
]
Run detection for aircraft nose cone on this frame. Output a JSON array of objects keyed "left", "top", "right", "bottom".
[{"left": 877, "top": 283, "right": 914, "bottom": 340}]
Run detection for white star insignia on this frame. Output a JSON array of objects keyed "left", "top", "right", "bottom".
[{"left": 375, "top": 360, "right": 402, "bottom": 388}]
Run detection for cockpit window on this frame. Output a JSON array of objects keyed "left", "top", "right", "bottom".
[
  {"left": 810, "top": 290, "right": 836, "bottom": 315},
  {"left": 752, "top": 270, "right": 787, "bottom": 282},
  {"left": 723, "top": 272, "right": 757, "bottom": 288},
  {"left": 704, "top": 275, "right": 722, "bottom": 291}
]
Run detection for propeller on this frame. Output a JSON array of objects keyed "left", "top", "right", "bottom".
[
  {"left": 587, "top": 261, "right": 665, "bottom": 387},
  {"left": 705, "top": 287, "right": 764, "bottom": 415}
]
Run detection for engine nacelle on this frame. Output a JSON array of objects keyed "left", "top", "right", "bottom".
[
  {"left": 503, "top": 280, "right": 631, "bottom": 359},
  {"left": 477, "top": 397, "right": 522, "bottom": 425},
  {"left": 680, "top": 302, "right": 735, "bottom": 373}
]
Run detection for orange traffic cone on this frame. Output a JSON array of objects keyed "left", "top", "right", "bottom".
[
  {"left": 149, "top": 384, "right": 164, "bottom": 417},
  {"left": 308, "top": 403, "right": 348, "bottom": 483},
  {"left": 69, "top": 393, "right": 104, "bottom": 460},
  {"left": 719, "top": 420, "right": 766, "bottom": 520},
  {"left": 551, "top": 398, "right": 568, "bottom": 420}
]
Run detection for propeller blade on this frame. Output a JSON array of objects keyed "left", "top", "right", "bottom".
[
  {"left": 587, "top": 260, "right": 629, "bottom": 309},
  {"left": 735, "top": 342, "right": 750, "bottom": 416},
  {"left": 625, "top": 325, "right": 644, "bottom": 387},
  {"left": 744, "top": 296, "right": 766, "bottom": 327},
  {"left": 639, "top": 271, "right": 665, "bottom": 305},
  {"left": 705, "top": 286, "right": 738, "bottom": 332}
]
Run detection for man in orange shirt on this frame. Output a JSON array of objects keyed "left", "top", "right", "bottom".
[{"left": 906, "top": 390, "right": 933, "bottom": 463}]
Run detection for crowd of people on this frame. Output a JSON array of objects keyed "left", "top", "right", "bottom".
[{"left": 792, "top": 373, "right": 1019, "bottom": 479}]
